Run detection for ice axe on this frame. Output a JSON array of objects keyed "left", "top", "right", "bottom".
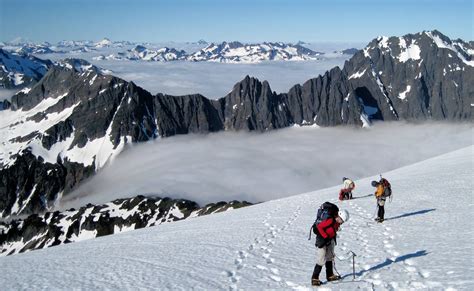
[{"left": 351, "top": 251, "right": 357, "bottom": 280}]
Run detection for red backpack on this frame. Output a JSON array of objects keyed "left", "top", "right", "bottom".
[{"left": 308, "top": 202, "right": 339, "bottom": 240}]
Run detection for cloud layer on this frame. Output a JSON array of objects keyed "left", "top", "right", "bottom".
[
  {"left": 42, "top": 42, "right": 358, "bottom": 98},
  {"left": 94, "top": 57, "right": 350, "bottom": 98},
  {"left": 60, "top": 122, "right": 473, "bottom": 209},
  {"left": 0, "top": 89, "right": 17, "bottom": 101}
]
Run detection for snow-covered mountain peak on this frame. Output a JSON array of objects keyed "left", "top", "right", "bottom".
[
  {"left": 94, "top": 38, "right": 112, "bottom": 48},
  {"left": 424, "top": 30, "right": 474, "bottom": 66},
  {"left": 188, "top": 41, "right": 322, "bottom": 63},
  {"left": 56, "top": 58, "right": 111, "bottom": 75},
  {"left": 93, "top": 41, "right": 324, "bottom": 63},
  {"left": 57, "top": 40, "right": 93, "bottom": 48},
  {"left": 93, "top": 45, "right": 187, "bottom": 62},
  {"left": 132, "top": 44, "right": 147, "bottom": 53},
  {"left": 13, "top": 43, "right": 62, "bottom": 55},
  {"left": 362, "top": 30, "right": 473, "bottom": 67},
  {"left": 221, "top": 41, "right": 245, "bottom": 49},
  {"left": 0, "top": 49, "right": 52, "bottom": 89}
]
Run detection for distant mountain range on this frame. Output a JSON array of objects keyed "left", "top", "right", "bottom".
[
  {"left": 1, "top": 38, "right": 350, "bottom": 63},
  {"left": 1, "top": 38, "right": 205, "bottom": 53},
  {"left": 189, "top": 41, "right": 323, "bottom": 62},
  {"left": 0, "top": 30, "right": 472, "bottom": 221},
  {"left": 93, "top": 41, "right": 324, "bottom": 63},
  {"left": 94, "top": 45, "right": 188, "bottom": 61},
  {"left": 0, "top": 38, "right": 139, "bottom": 55}
]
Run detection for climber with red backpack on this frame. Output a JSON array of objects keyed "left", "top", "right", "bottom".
[
  {"left": 309, "top": 202, "right": 350, "bottom": 286},
  {"left": 339, "top": 177, "right": 355, "bottom": 200},
  {"left": 371, "top": 176, "right": 392, "bottom": 223}
]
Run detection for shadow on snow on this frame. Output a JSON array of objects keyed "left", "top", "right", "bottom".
[
  {"left": 385, "top": 208, "right": 436, "bottom": 221},
  {"left": 342, "top": 250, "right": 429, "bottom": 279},
  {"left": 351, "top": 194, "right": 374, "bottom": 200}
]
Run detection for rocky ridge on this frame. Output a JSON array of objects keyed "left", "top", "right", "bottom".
[{"left": 0, "top": 195, "right": 252, "bottom": 256}]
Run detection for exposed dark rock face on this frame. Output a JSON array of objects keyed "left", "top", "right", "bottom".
[
  {"left": 343, "top": 30, "right": 473, "bottom": 122},
  {"left": 0, "top": 30, "right": 472, "bottom": 218},
  {"left": 154, "top": 93, "right": 223, "bottom": 136},
  {"left": 0, "top": 196, "right": 252, "bottom": 256}
]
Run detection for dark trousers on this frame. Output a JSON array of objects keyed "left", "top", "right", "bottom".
[{"left": 378, "top": 205, "right": 385, "bottom": 220}]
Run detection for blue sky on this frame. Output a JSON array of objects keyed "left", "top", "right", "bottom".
[{"left": 0, "top": 0, "right": 472, "bottom": 43}]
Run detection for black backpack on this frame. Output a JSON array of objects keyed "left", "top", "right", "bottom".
[
  {"left": 308, "top": 202, "right": 339, "bottom": 240},
  {"left": 380, "top": 178, "right": 392, "bottom": 198}
]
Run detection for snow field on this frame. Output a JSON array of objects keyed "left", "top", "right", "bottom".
[{"left": 0, "top": 146, "right": 472, "bottom": 290}]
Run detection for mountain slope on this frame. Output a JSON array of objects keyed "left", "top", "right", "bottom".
[
  {"left": 0, "top": 196, "right": 251, "bottom": 256},
  {"left": 0, "top": 30, "right": 472, "bottom": 218},
  {"left": 0, "top": 60, "right": 156, "bottom": 216},
  {"left": 0, "top": 146, "right": 472, "bottom": 290}
]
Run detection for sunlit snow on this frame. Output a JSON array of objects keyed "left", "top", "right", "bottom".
[{"left": 0, "top": 147, "right": 471, "bottom": 290}]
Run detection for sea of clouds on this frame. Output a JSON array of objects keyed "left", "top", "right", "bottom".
[
  {"left": 39, "top": 41, "right": 363, "bottom": 99},
  {"left": 60, "top": 122, "right": 473, "bottom": 209}
]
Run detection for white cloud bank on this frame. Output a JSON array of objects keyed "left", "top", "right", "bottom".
[
  {"left": 40, "top": 42, "right": 358, "bottom": 98},
  {"left": 0, "top": 89, "right": 17, "bottom": 101},
  {"left": 93, "top": 58, "right": 350, "bottom": 98},
  {"left": 60, "top": 122, "right": 473, "bottom": 209}
]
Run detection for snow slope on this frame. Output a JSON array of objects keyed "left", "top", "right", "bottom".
[{"left": 0, "top": 146, "right": 473, "bottom": 290}]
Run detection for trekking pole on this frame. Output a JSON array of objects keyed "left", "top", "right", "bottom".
[
  {"left": 372, "top": 204, "right": 378, "bottom": 218},
  {"left": 351, "top": 251, "right": 357, "bottom": 280}
]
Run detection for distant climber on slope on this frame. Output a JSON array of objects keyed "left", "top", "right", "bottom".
[
  {"left": 310, "top": 202, "right": 350, "bottom": 286},
  {"left": 371, "top": 176, "right": 392, "bottom": 223},
  {"left": 339, "top": 177, "right": 355, "bottom": 200}
]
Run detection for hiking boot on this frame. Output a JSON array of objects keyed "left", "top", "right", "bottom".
[
  {"left": 325, "top": 261, "right": 334, "bottom": 279},
  {"left": 327, "top": 274, "right": 341, "bottom": 282},
  {"left": 312, "top": 264, "right": 322, "bottom": 281},
  {"left": 311, "top": 278, "right": 322, "bottom": 286}
]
